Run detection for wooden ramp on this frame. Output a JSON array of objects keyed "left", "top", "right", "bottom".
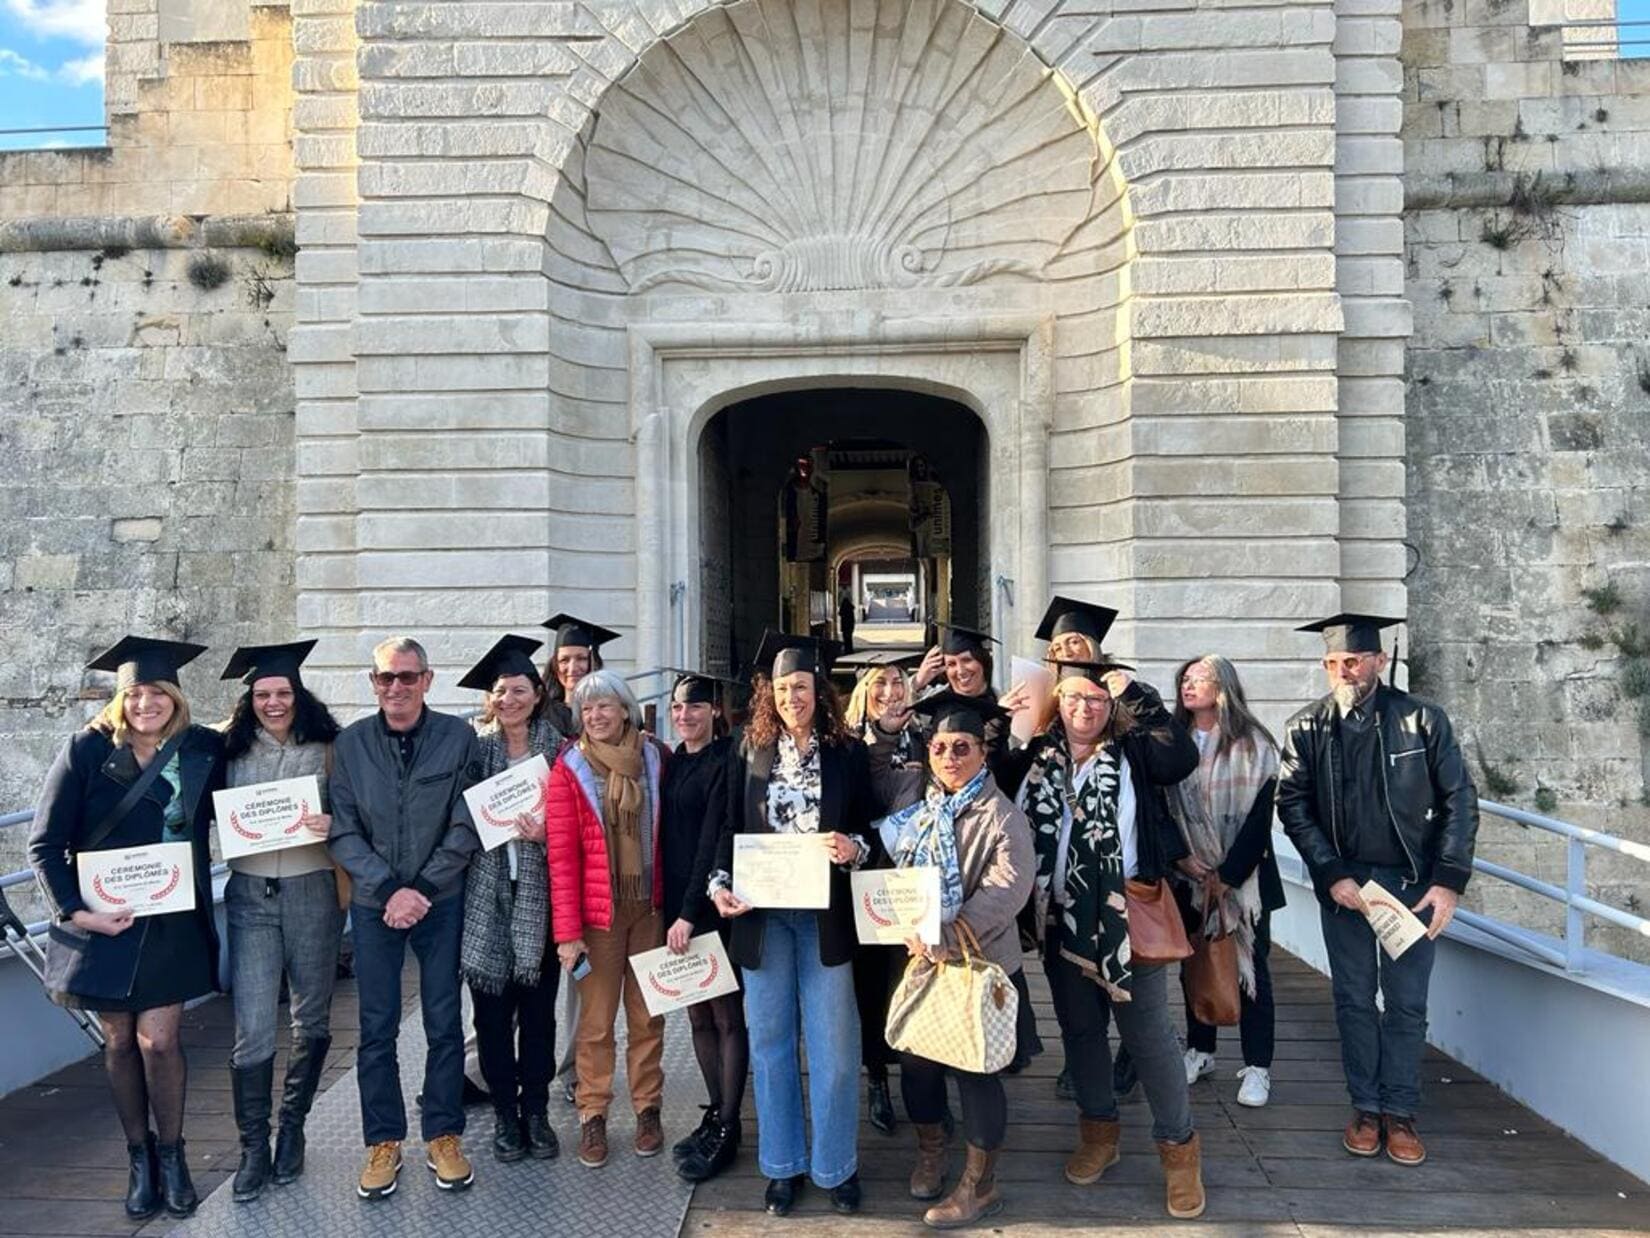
[{"left": 0, "top": 952, "right": 1644, "bottom": 1236}]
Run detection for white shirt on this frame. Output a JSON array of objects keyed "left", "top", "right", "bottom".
[{"left": 1034, "top": 750, "right": 1137, "bottom": 903}]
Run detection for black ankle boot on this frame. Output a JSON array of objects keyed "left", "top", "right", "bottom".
[
  {"left": 868, "top": 1075, "right": 896, "bottom": 1135},
  {"left": 678, "top": 1117, "right": 740, "bottom": 1183},
  {"left": 525, "top": 1108, "right": 560, "bottom": 1159},
  {"left": 272, "top": 1035, "right": 330, "bottom": 1185},
  {"left": 672, "top": 1104, "right": 718, "bottom": 1164},
  {"left": 124, "top": 1132, "right": 161, "bottom": 1220},
  {"left": 231, "top": 1058, "right": 275, "bottom": 1203},
  {"left": 492, "top": 1106, "right": 529, "bottom": 1162},
  {"left": 156, "top": 1139, "right": 198, "bottom": 1217}
]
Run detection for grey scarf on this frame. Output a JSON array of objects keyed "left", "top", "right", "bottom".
[{"left": 461, "top": 717, "right": 561, "bottom": 994}]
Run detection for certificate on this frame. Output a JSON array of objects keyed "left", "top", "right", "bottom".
[
  {"left": 213, "top": 776, "right": 322, "bottom": 860},
  {"left": 733, "top": 833, "right": 831, "bottom": 909},
  {"left": 1360, "top": 880, "right": 1428, "bottom": 960},
  {"left": 78, "top": 843, "right": 196, "bottom": 917},
  {"left": 629, "top": 932, "right": 741, "bottom": 1017},
  {"left": 462, "top": 754, "right": 550, "bottom": 851},
  {"left": 852, "top": 866, "right": 941, "bottom": 946}
]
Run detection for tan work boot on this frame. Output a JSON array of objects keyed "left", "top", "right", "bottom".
[
  {"left": 1064, "top": 1116, "right": 1121, "bottom": 1185},
  {"left": 909, "top": 1123, "right": 949, "bottom": 1200},
  {"left": 425, "top": 1133, "right": 474, "bottom": 1191},
  {"left": 356, "top": 1140, "right": 402, "bottom": 1200},
  {"left": 923, "top": 1144, "right": 1002, "bottom": 1229},
  {"left": 1156, "top": 1131, "right": 1206, "bottom": 1219}
]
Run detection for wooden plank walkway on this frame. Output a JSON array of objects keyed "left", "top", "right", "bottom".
[{"left": 0, "top": 951, "right": 1643, "bottom": 1236}]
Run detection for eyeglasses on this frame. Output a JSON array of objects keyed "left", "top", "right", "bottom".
[
  {"left": 370, "top": 670, "right": 425, "bottom": 688},
  {"left": 928, "top": 739, "right": 979, "bottom": 759},
  {"left": 1181, "top": 675, "right": 1216, "bottom": 687},
  {"left": 1062, "top": 693, "right": 1111, "bottom": 710}
]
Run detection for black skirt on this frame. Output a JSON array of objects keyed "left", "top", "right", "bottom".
[{"left": 53, "top": 911, "right": 216, "bottom": 1014}]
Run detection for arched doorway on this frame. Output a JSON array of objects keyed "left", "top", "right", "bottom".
[{"left": 697, "top": 389, "right": 987, "bottom": 674}]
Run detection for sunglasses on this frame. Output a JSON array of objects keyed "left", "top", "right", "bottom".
[
  {"left": 369, "top": 670, "right": 426, "bottom": 688},
  {"left": 928, "top": 739, "right": 980, "bottom": 759}
]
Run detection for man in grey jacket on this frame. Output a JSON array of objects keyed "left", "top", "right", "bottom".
[{"left": 329, "top": 636, "right": 484, "bottom": 1200}]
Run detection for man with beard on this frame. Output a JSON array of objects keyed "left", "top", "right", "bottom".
[{"left": 1278, "top": 614, "right": 1477, "bottom": 1169}]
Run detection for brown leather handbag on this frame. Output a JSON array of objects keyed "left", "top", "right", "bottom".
[
  {"left": 1125, "top": 878, "right": 1193, "bottom": 965},
  {"left": 1183, "top": 902, "right": 1241, "bottom": 1026}
]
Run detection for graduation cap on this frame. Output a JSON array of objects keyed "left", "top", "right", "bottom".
[
  {"left": 1050, "top": 656, "right": 1134, "bottom": 686},
  {"left": 912, "top": 687, "right": 1009, "bottom": 739},
  {"left": 220, "top": 639, "right": 318, "bottom": 687},
  {"left": 753, "top": 630, "right": 841, "bottom": 679},
  {"left": 1296, "top": 613, "right": 1402, "bottom": 655},
  {"left": 854, "top": 649, "right": 922, "bottom": 677},
  {"left": 935, "top": 622, "right": 1000, "bottom": 658},
  {"left": 664, "top": 668, "right": 745, "bottom": 706},
  {"left": 457, "top": 635, "right": 545, "bottom": 692},
  {"left": 88, "top": 635, "right": 208, "bottom": 691},
  {"left": 1035, "top": 595, "right": 1119, "bottom": 648},
  {"left": 540, "top": 613, "right": 620, "bottom": 655}
]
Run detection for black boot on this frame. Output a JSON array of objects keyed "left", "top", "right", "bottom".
[
  {"left": 156, "top": 1139, "right": 198, "bottom": 1217},
  {"left": 868, "top": 1074, "right": 896, "bottom": 1135},
  {"left": 272, "top": 1035, "right": 329, "bottom": 1186},
  {"left": 492, "top": 1105, "right": 529, "bottom": 1163},
  {"left": 525, "top": 1109, "right": 560, "bottom": 1159},
  {"left": 231, "top": 1058, "right": 275, "bottom": 1203},
  {"left": 672, "top": 1104, "right": 718, "bottom": 1164},
  {"left": 124, "top": 1132, "right": 161, "bottom": 1221},
  {"left": 678, "top": 1117, "right": 740, "bottom": 1183}
]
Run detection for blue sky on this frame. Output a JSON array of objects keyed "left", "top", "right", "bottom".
[{"left": 0, "top": 1, "right": 105, "bottom": 150}]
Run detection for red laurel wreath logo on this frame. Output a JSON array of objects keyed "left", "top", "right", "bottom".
[
  {"left": 648, "top": 973, "right": 683, "bottom": 999},
  {"left": 697, "top": 953, "right": 720, "bottom": 989},
  {"left": 229, "top": 810, "right": 259, "bottom": 840},
  {"left": 148, "top": 865, "right": 182, "bottom": 902},
  {"left": 479, "top": 802, "right": 516, "bottom": 829},
  {"left": 862, "top": 890, "right": 895, "bottom": 928},
  {"left": 282, "top": 799, "right": 311, "bottom": 835},
  {"left": 92, "top": 873, "right": 129, "bottom": 906}
]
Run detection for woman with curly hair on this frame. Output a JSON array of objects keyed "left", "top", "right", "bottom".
[
  {"left": 709, "top": 631, "right": 876, "bottom": 1218},
  {"left": 216, "top": 640, "right": 345, "bottom": 1203}
]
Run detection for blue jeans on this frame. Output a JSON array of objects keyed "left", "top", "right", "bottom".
[
  {"left": 352, "top": 893, "right": 466, "bottom": 1145},
  {"left": 742, "top": 911, "right": 860, "bottom": 1187},
  {"left": 1319, "top": 865, "right": 1437, "bottom": 1117},
  {"left": 226, "top": 870, "right": 344, "bottom": 1068}
]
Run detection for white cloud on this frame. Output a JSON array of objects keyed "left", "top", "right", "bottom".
[
  {"left": 57, "top": 49, "right": 102, "bottom": 85},
  {"left": 0, "top": 46, "right": 50, "bottom": 79},
  {"left": 4, "top": 1, "right": 106, "bottom": 47}
]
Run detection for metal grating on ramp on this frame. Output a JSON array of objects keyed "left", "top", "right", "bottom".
[{"left": 167, "top": 1005, "right": 700, "bottom": 1238}]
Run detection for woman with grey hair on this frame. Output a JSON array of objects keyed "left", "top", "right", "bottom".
[{"left": 545, "top": 668, "right": 670, "bottom": 1171}]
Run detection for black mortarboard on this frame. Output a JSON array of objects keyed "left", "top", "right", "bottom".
[
  {"left": 88, "top": 635, "right": 208, "bottom": 691},
  {"left": 457, "top": 634, "right": 545, "bottom": 692},
  {"left": 753, "top": 630, "right": 841, "bottom": 679},
  {"left": 1296, "top": 613, "right": 1402, "bottom": 655},
  {"left": 220, "top": 639, "right": 318, "bottom": 687},
  {"left": 855, "top": 650, "right": 922, "bottom": 677},
  {"left": 1035, "top": 595, "right": 1118, "bottom": 647},
  {"left": 912, "top": 687, "right": 1009, "bottom": 738},
  {"left": 936, "top": 622, "right": 999, "bottom": 658},
  {"left": 1050, "top": 656, "right": 1134, "bottom": 686},
  {"left": 666, "top": 668, "right": 744, "bottom": 706},
  {"left": 541, "top": 613, "right": 620, "bottom": 654}
]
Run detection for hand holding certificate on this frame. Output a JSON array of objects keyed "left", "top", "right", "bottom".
[
  {"left": 629, "top": 933, "right": 741, "bottom": 1017},
  {"left": 733, "top": 833, "right": 831, "bottom": 909},
  {"left": 78, "top": 843, "right": 196, "bottom": 917},
  {"left": 1360, "top": 880, "right": 1428, "bottom": 960},
  {"left": 213, "top": 776, "right": 323, "bottom": 860},
  {"left": 462, "top": 754, "right": 550, "bottom": 851},
  {"left": 852, "top": 866, "right": 941, "bottom": 945}
]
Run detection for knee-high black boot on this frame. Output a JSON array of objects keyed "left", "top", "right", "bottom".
[
  {"left": 231, "top": 1058, "right": 275, "bottom": 1202},
  {"left": 272, "top": 1036, "right": 330, "bottom": 1185}
]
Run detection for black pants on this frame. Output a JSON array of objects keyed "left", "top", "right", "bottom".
[
  {"left": 1184, "top": 910, "right": 1275, "bottom": 1068},
  {"left": 852, "top": 946, "right": 896, "bottom": 1078},
  {"left": 470, "top": 952, "right": 561, "bottom": 1114},
  {"left": 898, "top": 1053, "right": 1007, "bottom": 1151}
]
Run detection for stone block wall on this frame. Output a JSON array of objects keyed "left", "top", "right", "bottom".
[{"left": 1402, "top": 0, "right": 1650, "bottom": 956}]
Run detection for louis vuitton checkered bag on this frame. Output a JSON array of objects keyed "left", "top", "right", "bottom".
[{"left": 884, "top": 919, "right": 1019, "bottom": 1074}]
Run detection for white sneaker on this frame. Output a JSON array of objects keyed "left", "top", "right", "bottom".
[
  {"left": 1235, "top": 1065, "right": 1271, "bottom": 1107},
  {"left": 1183, "top": 1049, "right": 1217, "bottom": 1086}
]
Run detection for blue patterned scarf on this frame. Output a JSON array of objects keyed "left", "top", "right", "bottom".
[{"left": 876, "top": 766, "right": 988, "bottom": 923}]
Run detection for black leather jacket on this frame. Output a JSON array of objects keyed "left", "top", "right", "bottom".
[{"left": 1278, "top": 686, "right": 1478, "bottom": 903}]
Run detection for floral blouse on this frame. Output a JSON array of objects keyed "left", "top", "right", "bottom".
[{"left": 767, "top": 731, "right": 823, "bottom": 833}]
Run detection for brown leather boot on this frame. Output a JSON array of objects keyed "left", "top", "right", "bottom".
[
  {"left": 909, "top": 1123, "right": 949, "bottom": 1200},
  {"left": 1064, "top": 1116, "right": 1121, "bottom": 1185},
  {"left": 1156, "top": 1132, "right": 1206, "bottom": 1219},
  {"left": 923, "top": 1144, "right": 1002, "bottom": 1229}
]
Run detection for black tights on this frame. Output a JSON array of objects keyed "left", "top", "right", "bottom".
[
  {"left": 100, "top": 1005, "right": 187, "bottom": 1146},
  {"left": 686, "top": 991, "right": 748, "bottom": 1124}
]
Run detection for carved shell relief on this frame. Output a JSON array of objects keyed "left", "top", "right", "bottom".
[{"left": 584, "top": 0, "right": 1098, "bottom": 294}]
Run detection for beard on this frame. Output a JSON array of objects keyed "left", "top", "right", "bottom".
[{"left": 1332, "top": 680, "right": 1370, "bottom": 715}]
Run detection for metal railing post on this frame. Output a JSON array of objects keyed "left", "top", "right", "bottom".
[{"left": 1565, "top": 835, "right": 1586, "bottom": 973}]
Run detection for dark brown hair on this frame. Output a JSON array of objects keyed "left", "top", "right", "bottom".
[{"left": 743, "top": 672, "right": 853, "bottom": 751}]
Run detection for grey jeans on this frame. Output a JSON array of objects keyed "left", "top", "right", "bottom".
[
  {"left": 226, "top": 870, "right": 345, "bottom": 1068},
  {"left": 1044, "top": 937, "right": 1195, "bottom": 1143}
]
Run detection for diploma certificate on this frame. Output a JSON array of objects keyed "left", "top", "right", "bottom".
[
  {"left": 78, "top": 843, "right": 196, "bottom": 917},
  {"left": 1360, "top": 880, "right": 1429, "bottom": 960},
  {"left": 732, "top": 833, "right": 831, "bottom": 909},
  {"left": 628, "top": 933, "right": 741, "bottom": 1017},
  {"left": 852, "top": 866, "right": 942, "bottom": 946},
  {"left": 462, "top": 754, "right": 550, "bottom": 851},
  {"left": 213, "top": 776, "right": 323, "bottom": 860}
]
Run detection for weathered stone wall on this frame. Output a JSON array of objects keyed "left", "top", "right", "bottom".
[{"left": 1402, "top": 0, "right": 1650, "bottom": 956}]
